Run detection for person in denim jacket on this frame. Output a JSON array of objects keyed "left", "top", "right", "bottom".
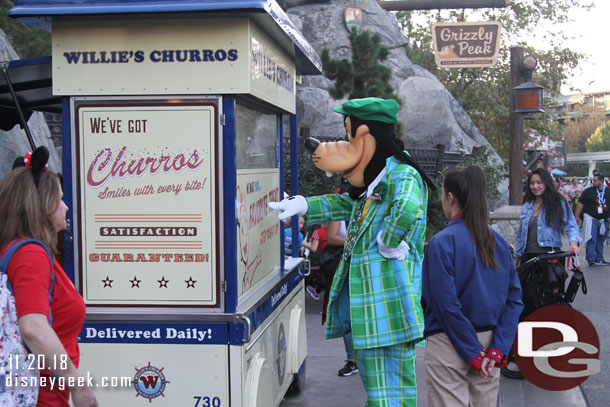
[{"left": 514, "top": 168, "right": 581, "bottom": 265}]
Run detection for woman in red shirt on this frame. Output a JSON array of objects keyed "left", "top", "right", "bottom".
[{"left": 0, "top": 147, "right": 97, "bottom": 407}]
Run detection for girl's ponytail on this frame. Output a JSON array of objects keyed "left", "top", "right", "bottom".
[{"left": 444, "top": 165, "right": 497, "bottom": 269}]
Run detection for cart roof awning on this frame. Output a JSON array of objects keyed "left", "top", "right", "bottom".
[
  {"left": 0, "top": 56, "right": 60, "bottom": 131},
  {"left": 8, "top": 0, "right": 322, "bottom": 75}
]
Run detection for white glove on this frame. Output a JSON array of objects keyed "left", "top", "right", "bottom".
[
  {"left": 268, "top": 195, "right": 308, "bottom": 221},
  {"left": 376, "top": 231, "right": 410, "bottom": 260}
]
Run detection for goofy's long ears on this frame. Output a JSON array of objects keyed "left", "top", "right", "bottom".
[{"left": 353, "top": 118, "right": 436, "bottom": 191}]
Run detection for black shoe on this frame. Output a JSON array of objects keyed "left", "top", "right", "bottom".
[
  {"left": 598, "top": 261, "right": 610, "bottom": 266},
  {"left": 589, "top": 262, "right": 597, "bottom": 266},
  {"left": 338, "top": 361, "right": 358, "bottom": 376}
]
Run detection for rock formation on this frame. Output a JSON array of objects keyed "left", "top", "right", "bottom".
[
  {"left": 287, "top": 0, "right": 499, "bottom": 154},
  {"left": 0, "top": 29, "right": 60, "bottom": 176}
]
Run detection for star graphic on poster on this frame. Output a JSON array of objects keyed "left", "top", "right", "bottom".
[
  {"left": 158, "top": 276, "right": 169, "bottom": 288},
  {"left": 102, "top": 276, "right": 113, "bottom": 288},
  {"left": 185, "top": 277, "right": 197, "bottom": 288},
  {"left": 130, "top": 276, "right": 142, "bottom": 288}
]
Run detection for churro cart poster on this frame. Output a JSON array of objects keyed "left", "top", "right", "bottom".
[
  {"left": 76, "top": 102, "right": 218, "bottom": 306},
  {"left": 236, "top": 169, "right": 280, "bottom": 296}
]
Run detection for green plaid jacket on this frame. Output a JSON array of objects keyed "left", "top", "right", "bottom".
[{"left": 306, "top": 156, "right": 428, "bottom": 349}]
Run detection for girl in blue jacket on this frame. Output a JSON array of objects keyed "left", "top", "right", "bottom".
[
  {"left": 514, "top": 168, "right": 581, "bottom": 263},
  {"left": 422, "top": 165, "right": 523, "bottom": 407}
]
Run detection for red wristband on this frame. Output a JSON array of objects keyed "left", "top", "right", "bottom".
[
  {"left": 486, "top": 348, "right": 508, "bottom": 368},
  {"left": 467, "top": 346, "right": 486, "bottom": 370}
]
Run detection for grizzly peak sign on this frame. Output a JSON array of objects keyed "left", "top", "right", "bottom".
[{"left": 431, "top": 21, "right": 502, "bottom": 68}]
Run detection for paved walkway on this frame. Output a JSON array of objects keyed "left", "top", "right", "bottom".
[{"left": 281, "top": 239, "right": 608, "bottom": 406}]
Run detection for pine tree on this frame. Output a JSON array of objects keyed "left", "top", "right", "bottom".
[
  {"left": 322, "top": 28, "right": 400, "bottom": 104},
  {"left": 1, "top": 1, "right": 51, "bottom": 58},
  {"left": 586, "top": 122, "right": 610, "bottom": 152}
]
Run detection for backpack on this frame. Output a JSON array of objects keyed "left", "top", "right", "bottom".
[{"left": 0, "top": 239, "right": 54, "bottom": 407}]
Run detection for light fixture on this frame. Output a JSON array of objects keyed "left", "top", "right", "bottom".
[{"left": 514, "top": 54, "right": 545, "bottom": 115}]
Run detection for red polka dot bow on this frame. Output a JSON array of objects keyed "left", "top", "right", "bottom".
[{"left": 23, "top": 151, "right": 48, "bottom": 171}]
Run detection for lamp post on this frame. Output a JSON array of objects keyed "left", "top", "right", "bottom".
[{"left": 509, "top": 47, "right": 545, "bottom": 205}]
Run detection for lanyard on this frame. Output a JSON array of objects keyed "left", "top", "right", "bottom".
[{"left": 597, "top": 186, "right": 606, "bottom": 207}]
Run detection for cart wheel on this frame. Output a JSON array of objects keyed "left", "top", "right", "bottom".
[{"left": 287, "top": 360, "right": 306, "bottom": 394}]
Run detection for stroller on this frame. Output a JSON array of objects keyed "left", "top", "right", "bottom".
[{"left": 501, "top": 251, "right": 587, "bottom": 379}]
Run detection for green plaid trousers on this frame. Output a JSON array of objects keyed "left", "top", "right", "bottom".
[{"left": 355, "top": 342, "right": 417, "bottom": 407}]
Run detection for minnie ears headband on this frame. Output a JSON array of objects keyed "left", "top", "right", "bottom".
[{"left": 12, "top": 146, "right": 50, "bottom": 188}]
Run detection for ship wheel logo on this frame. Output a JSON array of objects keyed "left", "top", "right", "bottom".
[{"left": 133, "top": 362, "right": 170, "bottom": 402}]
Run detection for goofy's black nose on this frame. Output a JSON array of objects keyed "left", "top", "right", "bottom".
[{"left": 305, "top": 137, "right": 320, "bottom": 153}]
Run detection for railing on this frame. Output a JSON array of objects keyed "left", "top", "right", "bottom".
[
  {"left": 288, "top": 128, "right": 475, "bottom": 178},
  {"left": 408, "top": 144, "right": 475, "bottom": 178}
]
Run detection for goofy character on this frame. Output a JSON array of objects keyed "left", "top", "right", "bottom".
[{"left": 270, "top": 97, "right": 435, "bottom": 406}]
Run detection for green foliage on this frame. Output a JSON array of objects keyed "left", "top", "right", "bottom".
[
  {"left": 278, "top": 0, "right": 322, "bottom": 11},
  {"left": 283, "top": 151, "right": 344, "bottom": 240},
  {"left": 566, "top": 163, "right": 589, "bottom": 177},
  {"left": 425, "top": 145, "right": 508, "bottom": 240},
  {"left": 322, "top": 28, "right": 399, "bottom": 103},
  {"left": 425, "top": 185, "right": 445, "bottom": 241},
  {"left": 321, "top": 48, "right": 354, "bottom": 100},
  {"left": 586, "top": 122, "right": 610, "bottom": 152},
  {"left": 592, "top": 162, "right": 610, "bottom": 175},
  {"left": 568, "top": 162, "right": 610, "bottom": 177},
  {"left": 461, "top": 145, "right": 507, "bottom": 205},
  {"left": 283, "top": 152, "right": 343, "bottom": 199},
  {"left": 0, "top": 3, "right": 51, "bottom": 58},
  {"left": 564, "top": 107, "right": 609, "bottom": 153},
  {"left": 398, "top": 1, "right": 591, "bottom": 162}
]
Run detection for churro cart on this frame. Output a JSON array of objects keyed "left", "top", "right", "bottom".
[{"left": 9, "top": 1, "right": 322, "bottom": 405}]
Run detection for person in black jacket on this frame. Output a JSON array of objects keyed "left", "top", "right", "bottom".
[{"left": 575, "top": 172, "right": 610, "bottom": 266}]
